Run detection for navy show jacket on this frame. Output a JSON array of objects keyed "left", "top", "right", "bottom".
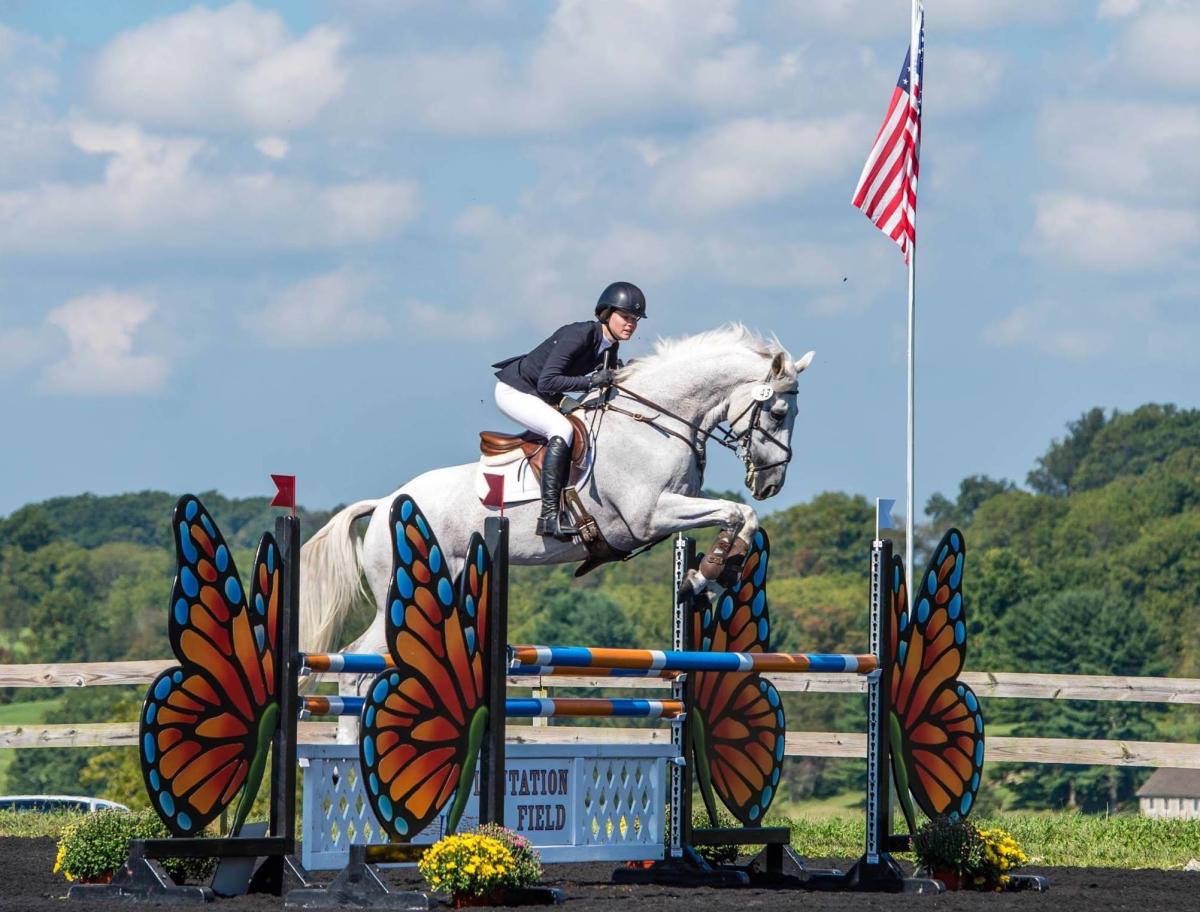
[{"left": 493, "top": 320, "right": 619, "bottom": 404}]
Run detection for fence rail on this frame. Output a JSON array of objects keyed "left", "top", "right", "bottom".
[
  {"left": 3, "top": 659, "right": 1199, "bottom": 769},
  {"left": 3, "top": 722, "right": 1199, "bottom": 769},
  {"left": 5, "top": 661, "right": 1200, "bottom": 705}
]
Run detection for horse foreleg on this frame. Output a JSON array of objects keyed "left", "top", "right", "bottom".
[{"left": 646, "top": 492, "right": 758, "bottom": 596}]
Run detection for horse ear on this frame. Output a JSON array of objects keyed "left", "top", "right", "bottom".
[
  {"left": 769, "top": 352, "right": 787, "bottom": 378},
  {"left": 794, "top": 351, "right": 815, "bottom": 374}
]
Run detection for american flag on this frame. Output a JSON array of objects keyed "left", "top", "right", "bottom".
[{"left": 852, "top": 5, "right": 924, "bottom": 261}]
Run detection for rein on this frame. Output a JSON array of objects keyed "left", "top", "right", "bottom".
[{"left": 603, "top": 380, "right": 796, "bottom": 480}]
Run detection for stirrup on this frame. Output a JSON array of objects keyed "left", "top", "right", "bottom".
[{"left": 536, "top": 513, "right": 579, "bottom": 541}]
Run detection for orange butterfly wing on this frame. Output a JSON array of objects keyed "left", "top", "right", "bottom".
[
  {"left": 359, "top": 495, "right": 490, "bottom": 839},
  {"left": 140, "top": 496, "right": 280, "bottom": 836},
  {"left": 889, "top": 529, "right": 984, "bottom": 822}
]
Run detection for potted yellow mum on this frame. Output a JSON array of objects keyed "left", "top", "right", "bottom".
[{"left": 418, "top": 827, "right": 556, "bottom": 907}]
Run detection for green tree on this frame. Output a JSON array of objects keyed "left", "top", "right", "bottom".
[
  {"left": 0, "top": 505, "right": 57, "bottom": 551},
  {"left": 994, "top": 590, "right": 1167, "bottom": 811},
  {"left": 1026, "top": 407, "right": 1108, "bottom": 496},
  {"left": 526, "top": 589, "right": 635, "bottom": 649}
]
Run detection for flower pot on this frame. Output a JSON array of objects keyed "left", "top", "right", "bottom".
[
  {"left": 452, "top": 891, "right": 500, "bottom": 908},
  {"left": 79, "top": 871, "right": 115, "bottom": 885},
  {"left": 931, "top": 868, "right": 962, "bottom": 890}
]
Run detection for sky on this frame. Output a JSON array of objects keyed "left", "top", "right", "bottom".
[{"left": 1, "top": 0, "right": 1197, "bottom": 520}]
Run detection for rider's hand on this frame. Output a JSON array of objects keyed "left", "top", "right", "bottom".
[{"left": 587, "top": 368, "right": 616, "bottom": 389}]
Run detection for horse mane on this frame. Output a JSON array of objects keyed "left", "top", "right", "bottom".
[{"left": 618, "top": 323, "right": 797, "bottom": 383}]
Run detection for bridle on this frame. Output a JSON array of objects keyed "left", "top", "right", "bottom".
[{"left": 602, "top": 377, "right": 796, "bottom": 483}]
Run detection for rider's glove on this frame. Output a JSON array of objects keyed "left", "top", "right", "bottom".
[{"left": 587, "top": 368, "right": 616, "bottom": 389}]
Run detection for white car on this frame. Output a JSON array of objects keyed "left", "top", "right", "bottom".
[{"left": 0, "top": 795, "right": 130, "bottom": 813}]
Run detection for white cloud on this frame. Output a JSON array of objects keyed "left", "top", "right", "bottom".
[
  {"left": 1039, "top": 101, "right": 1200, "bottom": 204},
  {"left": 1098, "top": 0, "right": 1143, "bottom": 17},
  {"left": 0, "top": 25, "right": 70, "bottom": 187},
  {"left": 404, "top": 300, "right": 499, "bottom": 340},
  {"left": 41, "top": 292, "right": 168, "bottom": 395},
  {"left": 797, "top": 0, "right": 1071, "bottom": 35},
  {"left": 1118, "top": 3, "right": 1200, "bottom": 91},
  {"left": 255, "top": 136, "right": 289, "bottom": 159},
  {"left": 983, "top": 300, "right": 1115, "bottom": 360},
  {"left": 91, "top": 2, "right": 347, "bottom": 132},
  {"left": 651, "top": 116, "right": 865, "bottom": 215},
  {"left": 239, "top": 269, "right": 390, "bottom": 349},
  {"left": 339, "top": 0, "right": 797, "bottom": 135},
  {"left": 1031, "top": 194, "right": 1199, "bottom": 272},
  {"left": 984, "top": 290, "right": 1200, "bottom": 363},
  {"left": 0, "top": 121, "right": 420, "bottom": 254},
  {"left": 932, "top": 47, "right": 1006, "bottom": 114}
]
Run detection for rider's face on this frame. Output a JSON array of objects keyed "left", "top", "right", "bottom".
[{"left": 610, "top": 310, "right": 639, "bottom": 340}]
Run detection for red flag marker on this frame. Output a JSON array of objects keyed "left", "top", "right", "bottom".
[
  {"left": 271, "top": 474, "right": 296, "bottom": 516},
  {"left": 482, "top": 473, "right": 505, "bottom": 517}
]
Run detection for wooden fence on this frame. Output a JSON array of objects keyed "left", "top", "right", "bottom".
[{"left": 2, "top": 661, "right": 1199, "bottom": 769}]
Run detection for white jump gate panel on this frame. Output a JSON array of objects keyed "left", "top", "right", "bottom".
[{"left": 299, "top": 742, "right": 673, "bottom": 869}]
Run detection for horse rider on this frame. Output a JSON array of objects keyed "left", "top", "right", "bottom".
[{"left": 491, "top": 281, "right": 647, "bottom": 541}]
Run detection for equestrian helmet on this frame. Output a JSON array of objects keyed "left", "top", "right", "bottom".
[{"left": 595, "top": 281, "right": 647, "bottom": 320}]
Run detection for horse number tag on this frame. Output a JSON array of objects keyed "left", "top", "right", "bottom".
[{"left": 751, "top": 384, "right": 774, "bottom": 402}]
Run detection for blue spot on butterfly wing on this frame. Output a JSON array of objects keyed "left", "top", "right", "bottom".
[
  {"left": 395, "top": 567, "right": 414, "bottom": 599},
  {"left": 762, "top": 785, "right": 773, "bottom": 807},
  {"left": 154, "top": 676, "right": 172, "bottom": 700},
  {"left": 954, "top": 621, "right": 965, "bottom": 645},
  {"left": 267, "top": 546, "right": 275, "bottom": 573},
  {"left": 159, "top": 792, "right": 175, "bottom": 817},
  {"left": 948, "top": 593, "right": 962, "bottom": 620},
  {"left": 254, "top": 594, "right": 264, "bottom": 615},
  {"left": 145, "top": 703, "right": 156, "bottom": 723},
  {"left": 225, "top": 577, "right": 243, "bottom": 605},
  {"left": 719, "top": 594, "right": 733, "bottom": 621},
  {"left": 184, "top": 499, "right": 198, "bottom": 521},
  {"left": 201, "top": 515, "right": 216, "bottom": 539},
  {"left": 180, "top": 567, "right": 199, "bottom": 598},
  {"left": 415, "top": 515, "right": 430, "bottom": 539},
  {"left": 215, "top": 545, "right": 229, "bottom": 572},
  {"left": 363, "top": 736, "right": 376, "bottom": 765},
  {"left": 174, "top": 598, "right": 189, "bottom": 625},
  {"left": 172, "top": 670, "right": 182, "bottom": 683},
  {"left": 751, "top": 591, "right": 765, "bottom": 617},
  {"left": 898, "top": 642, "right": 908, "bottom": 665},
  {"left": 429, "top": 546, "right": 443, "bottom": 574},
  {"left": 178, "top": 523, "right": 198, "bottom": 562},
  {"left": 372, "top": 678, "right": 391, "bottom": 701},
  {"left": 437, "top": 578, "right": 454, "bottom": 607},
  {"left": 143, "top": 733, "right": 156, "bottom": 762},
  {"left": 149, "top": 770, "right": 160, "bottom": 790},
  {"left": 950, "top": 553, "right": 963, "bottom": 588},
  {"left": 369, "top": 772, "right": 379, "bottom": 795},
  {"left": 465, "top": 594, "right": 476, "bottom": 617},
  {"left": 749, "top": 805, "right": 760, "bottom": 821},
  {"left": 960, "top": 793, "right": 973, "bottom": 816},
  {"left": 757, "top": 618, "right": 768, "bottom": 642},
  {"left": 974, "top": 742, "right": 984, "bottom": 765},
  {"left": 255, "top": 626, "right": 265, "bottom": 649},
  {"left": 400, "top": 498, "right": 413, "bottom": 521},
  {"left": 767, "top": 687, "right": 780, "bottom": 708},
  {"left": 177, "top": 812, "right": 192, "bottom": 832},
  {"left": 366, "top": 707, "right": 376, "bottom": 727},
  {"left": 390, "top": 600, "right": 404, "bottom": 627},
  {"left": 465, "top": 628, "right": 477, "bottom": 655},
  {"left": 916, "top": 598, "right": 930, "bottom": 623},
  {"left": 753, "top": 558, "right": 766, "bottom": 588},
  {"left": 395, "top": 525, "right": 413, "bottom": 565}
]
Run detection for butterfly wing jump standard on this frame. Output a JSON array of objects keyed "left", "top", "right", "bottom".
[
  {"left": 359, "top": 494, "right": 492, "bottom": 840},
  {"left": 140, "top": 496, "right": 282, "bottom": 836},
  {"left": 889, "top": 528, "right": 985, "bottom": 831},
  {"left": 690, "top": 530, "right": 786, "bottom": 826}
]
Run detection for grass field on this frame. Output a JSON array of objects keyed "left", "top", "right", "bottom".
[
  {"left": 774, "top": 812, "right": 1200, "bottom": 869},
  {"left": 0, "top": 698, "right": 64, "bottom": 794},
  {"left": 6, "top": 808, "right": 1193, "bottom": 870}
]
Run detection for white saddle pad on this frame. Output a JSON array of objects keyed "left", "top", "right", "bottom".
[{"left": 473, "top": 430, "right": 595, "bottom": 506}]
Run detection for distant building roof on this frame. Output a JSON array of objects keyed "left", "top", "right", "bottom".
[{"left": 1136, "top": 768, "right": 1200, "bottom": 799}]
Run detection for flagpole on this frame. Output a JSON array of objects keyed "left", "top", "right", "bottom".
[{"left": 905, "top": 0, "right": 919, "bottom": 581}]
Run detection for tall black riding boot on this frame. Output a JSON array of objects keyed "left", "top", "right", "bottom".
[{"left": 535, "top": 436, "right": 579, "bottom": 541}]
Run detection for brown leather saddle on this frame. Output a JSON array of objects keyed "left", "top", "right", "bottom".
[{"left": 478, "top": 412, "right": 590, "bottom": 482}]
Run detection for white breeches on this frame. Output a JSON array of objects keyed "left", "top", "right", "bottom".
[{"left": 494, "top": 382, "right": 574, "bottom": 444}]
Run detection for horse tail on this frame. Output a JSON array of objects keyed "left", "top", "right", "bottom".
[{"left": 298, "top": 499, "right": 379, "bottom": 660}]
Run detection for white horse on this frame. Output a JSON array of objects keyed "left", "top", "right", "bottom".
[{"left": 299, "top": 325, "right": 814, "bottom": 664}]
